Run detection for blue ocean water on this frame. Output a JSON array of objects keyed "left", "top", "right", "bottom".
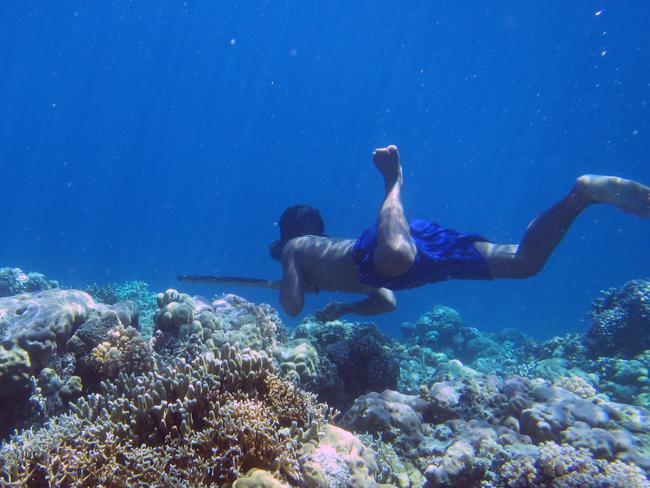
[{"left": 0, "top": 2, "right": 648, "bottom": 338}]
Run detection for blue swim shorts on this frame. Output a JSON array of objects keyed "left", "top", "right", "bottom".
[{"left": 352, "top": 219, "right": 492, "bottom": 290}]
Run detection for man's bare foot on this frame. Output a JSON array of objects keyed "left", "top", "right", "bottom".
[
  {"left": 373, "top": 145, "right": 403, "bottom": 190},
  {"left": 576, "top": 174, "right": 650, "bottom": 218}
]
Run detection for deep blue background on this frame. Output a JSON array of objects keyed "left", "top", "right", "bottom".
[{"left": 1, "top": 2, "right": 648, "bottom": 338}]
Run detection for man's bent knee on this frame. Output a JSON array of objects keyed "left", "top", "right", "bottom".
[
  {"left": 510, "top": 257, "right": 544, "bottom": 279},
  {"left": 372, "top": 240, "right": 416, "bottom": 277}
]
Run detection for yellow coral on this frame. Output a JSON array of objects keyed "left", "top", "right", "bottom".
[
  {"left": 498, "top": 441, "right": 650, "bottom": 488},
  {"left": 553, "top": 375, "right": 597, "bottom": 399},
  {"left": 90, "top": 325, "right": 154, "bottom": 377},
  {"left": 234, "top": 469, "right": 291, "bottom": 487}
]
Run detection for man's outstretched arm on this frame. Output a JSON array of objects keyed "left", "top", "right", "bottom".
[{"left": 315, "top": 288, "right": 396, "bottom": 322}]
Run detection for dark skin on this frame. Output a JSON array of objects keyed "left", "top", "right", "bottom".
[
  {"left": 278, "top": 146, "right": 650, "bottom": 321},
  {"left": 279, "top": 236, "right": 397, "bottom": 321}
]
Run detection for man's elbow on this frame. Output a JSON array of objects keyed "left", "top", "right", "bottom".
[
  {"left": 383, "top": 298, "right": 397, "bottom": 313},
  {"left": 281, "top": 297, "right": 303, "bottom": 317},
  {"left": 285, "top": 306, "right": 301, "bottom": 317},
  {"left": 379, "top": 290, "right": 397, "bottom": 313}
]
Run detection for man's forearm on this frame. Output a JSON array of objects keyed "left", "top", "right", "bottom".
[{"left": 343, "top": 292, "right": 396, "bottom": 316}]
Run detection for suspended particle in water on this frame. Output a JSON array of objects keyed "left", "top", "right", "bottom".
[
  {"left": 600, "top": 49, "right": 607, "bottom": 57},
  {"left": 595, "top": 9, "right": 604, "bottom": 16},
  {"left": 229, "top": 38, "right": 236, "bottom": 46}
]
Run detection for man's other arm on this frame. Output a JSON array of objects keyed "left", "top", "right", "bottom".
[{"left": 279, "top": 243, "right": 306, "bottom": 316}]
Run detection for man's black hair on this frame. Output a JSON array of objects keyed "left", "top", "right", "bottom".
[{"left": 269, "top": 205, "right": 325, "bottom": 261}]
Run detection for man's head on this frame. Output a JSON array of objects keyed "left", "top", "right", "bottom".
[{"left": 270, "top": 205, "right": 325, "bottom": 261}]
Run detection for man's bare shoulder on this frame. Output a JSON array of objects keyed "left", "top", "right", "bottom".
[{"left": 284, "top": 235, "right": 356, "bottom": 258}]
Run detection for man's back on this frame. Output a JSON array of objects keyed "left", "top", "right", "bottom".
[{"left": 282, "top": 235, "right": 376, "bottom": 294}]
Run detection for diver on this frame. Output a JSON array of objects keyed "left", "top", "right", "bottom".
[{"left": 269, "top": 145, "right": 650, "bottom": 322}]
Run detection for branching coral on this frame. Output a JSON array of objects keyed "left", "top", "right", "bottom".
[
  {"left": 495, "top": 441, "right": 650, "bottom": 488},
  {"left": 0, "top": 343, "right": 333, "bottom": 486}
]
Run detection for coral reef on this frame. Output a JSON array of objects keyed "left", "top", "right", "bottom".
[
  {"left": 0, "top": 344, "right": 31, "bottom": 399},
  {"left": 293, "top": 319, "right": 400, "bottom": 409},
  {"left": 487, "top": 441, "right": 650, "bottom": 487},
  {"left": 340, "top": 390, "right": 429, "bottom": 444},
  {"left": 397, "top": 306, "right": 534, "bottom": 396},
  {"left": 0, "top": 344, "right": 337, "bottom": 486},
  {"left": 0, "top": 289, "right": 99, "bottom": 369},
  {"left": 152, "top": 290, "right": 287, "bottom": 361},
  {"left": 0, "top": 267, "right": 58, "bottom": 298},
  {"left": 86, "top": 280, "right": 157, "bottom": 335},
  {"left": 90, "top": 324, "right": 155, "bottom": 378},
  {"left": 275, "top": 338, "right": 320, "bottom": 384},
  {"left": 3, "top": 275, "right": 650, "bottom": 486},
  {"left": 586, "top": 279, "right": 650, "bottom": 359},
  {"left": 301, "top": 425, "right": 383, "bottom": 488}
]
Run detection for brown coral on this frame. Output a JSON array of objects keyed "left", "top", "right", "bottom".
[
  {"left": 90, "top": 325, "right": 155, "bottom": 378},
  {"left": 498, "top": 441, "right": 650, "bottom": 488},
  {"left": 0, "top": 343, "right": 333, "bottom": 486}
]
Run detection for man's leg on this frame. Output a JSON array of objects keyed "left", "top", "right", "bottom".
[
  {"left": 371, "top": 146, "right": 417, "bottom": 277},
  {"left": 475, "top": 175, "right": 650, "bottom": 279}
]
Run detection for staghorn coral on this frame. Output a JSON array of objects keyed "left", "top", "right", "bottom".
[
  {"left": 90, "top": 325, "right": 155, "bottom": 378},
  {"left": 0, "top": 343, "right": 334, "bottom": 486}
]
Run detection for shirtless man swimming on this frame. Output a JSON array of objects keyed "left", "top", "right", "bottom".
[{"left": 269, "top": 145, "right": 650, "bottom": 322}]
